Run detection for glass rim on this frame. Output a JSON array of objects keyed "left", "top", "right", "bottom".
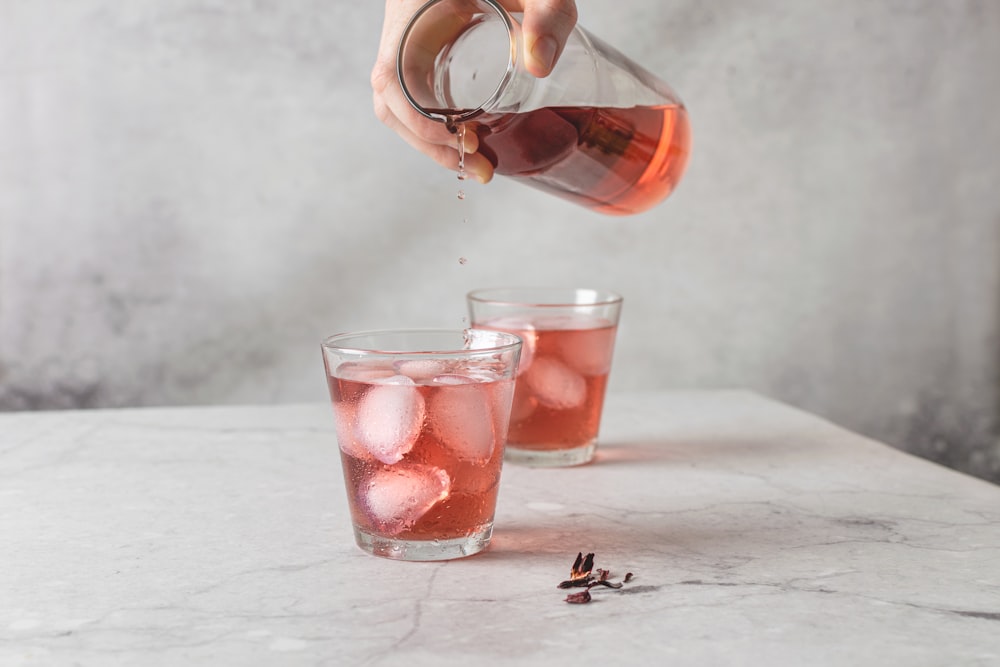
[
  {"left": 396, "top": 0, "right": 517, "bottom": 123},
  {"left": 467, "top": 287, "right": 624, "bottom": 308},
  {"left": 321, "top": 328, "right": 523, "bottom": 356}
]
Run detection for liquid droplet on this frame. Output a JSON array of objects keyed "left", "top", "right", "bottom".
[
  {"left": 458, "top": 257, "right": 468, "bottom": 265},
  {"left": 457, "top": 190, "right": 466, "bottom": 200}
]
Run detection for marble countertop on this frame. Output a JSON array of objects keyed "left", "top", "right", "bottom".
[{"left": 2, "top": 391, "right": 998, "bottom": 666}]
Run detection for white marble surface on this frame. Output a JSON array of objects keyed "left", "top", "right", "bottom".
[{"left": 2, "top": 391, "right": 998, "bottom": 666}]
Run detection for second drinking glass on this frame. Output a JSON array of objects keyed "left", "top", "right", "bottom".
[{"left": 467, "top": 288, "right": 623, "bottom": 467}]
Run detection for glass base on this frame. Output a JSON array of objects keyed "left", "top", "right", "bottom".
[
  {"left": 353, "top": 524, "right": 493, "bottom": 561},
  {"left": 504, "top": 441, "right": 596, "bottom": 467}
]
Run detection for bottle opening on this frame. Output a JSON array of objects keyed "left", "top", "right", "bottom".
[{"left": 397, "top": 0, "right": 516, "bottom": 122}]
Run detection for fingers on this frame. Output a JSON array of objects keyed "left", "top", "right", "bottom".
[
  {"left": 503, "top": 0, "right": 578, "bottom": 77},
  {"left": 373, "top": 0, "right": 577, "bottom": 180},
  {"left": 372, "top": 0, "right": 492, "bottom": 183},
  {"left": 373, "top": 70, "right": 492, "bottom": 183}
]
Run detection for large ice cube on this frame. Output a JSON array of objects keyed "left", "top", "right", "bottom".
[
  {"left": 524, "top": 357, "right": 586, "bottom": 410},
  {"left": 361, "top": 464, "right": 451, "bottom": 535},
  {"left": 557, "top": 322, "right": 615, "bottom": 376},
  {"left": 429, "top": 384, "right": 496, "bottom": 462},
  {"left": 478, "top": 317, "right": 536, "bottom": 375},
  {"left": 356, "top": 383, "right": 426, "bottom": 464}
]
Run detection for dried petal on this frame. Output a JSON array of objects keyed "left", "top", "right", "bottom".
[
  {"left": 564, "top": 590, "right": 592, "bottom": 604},
  {"left": 570, "top": 552, "right": 594, "bottom": 578},
  {"left": 560, "top": 553, "right": 635, "bottom": 601},
  {"left": 560, "top": 552, "right": 600, "bottom": 588}
]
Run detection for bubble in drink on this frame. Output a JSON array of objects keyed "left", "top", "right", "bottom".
[{"left": 361, "top": 464, "right": 451, "bottom": 535}]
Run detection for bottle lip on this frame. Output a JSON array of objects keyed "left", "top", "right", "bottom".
[{"left": 396, "top": 0, "right": 517, "bottom": 123}]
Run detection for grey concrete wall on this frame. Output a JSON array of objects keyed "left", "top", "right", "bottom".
[{"left": 2, "top": 1, "right": 998, "bottom": 481}]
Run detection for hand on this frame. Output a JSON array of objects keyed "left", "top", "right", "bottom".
[{"left": 372, "top": 0, "right": 579, "bottom": 183}]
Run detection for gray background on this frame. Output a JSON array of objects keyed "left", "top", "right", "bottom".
[{"left": 2, "top": 1, "right": 998, "bottom": 481}]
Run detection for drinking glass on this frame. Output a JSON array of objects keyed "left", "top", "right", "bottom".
[
  {"left": 321, "top": 329, "right": 521, "bottom": 561},
  {"left": 467, "top": 288, "right": 622, "bottom": 467}
]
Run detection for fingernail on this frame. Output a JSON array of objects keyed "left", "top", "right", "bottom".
[
  {"left": 462, "top": 131, "right": 479, "bottom": 155},
  {"left": 470, "top": 164, "right": 493, "bottom": 184},
  {"left": 530, "top": 35, "right": 558, "bottom": 75}
]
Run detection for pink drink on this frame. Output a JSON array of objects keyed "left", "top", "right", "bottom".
[
  {"left": 459, "top": 104, "right": 690, "bottom": 215},
  {"left": 326, "top": 356, "right": 514, "bottom": 546},
  {"left": 480, "top": 315, "right": 617, "bottom": 452}
]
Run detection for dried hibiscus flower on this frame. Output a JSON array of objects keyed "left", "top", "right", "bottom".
[{"left": 559, "top": 552, "right": 634, "bottom": 603}]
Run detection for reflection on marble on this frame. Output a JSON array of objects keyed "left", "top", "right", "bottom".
[{"left": 1, "top": 391, "right": 998, "bottom": 666}]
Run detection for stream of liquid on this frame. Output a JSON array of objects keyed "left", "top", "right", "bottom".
[{"left": 456, "top": 124, "right": 466, "bottom": 201}]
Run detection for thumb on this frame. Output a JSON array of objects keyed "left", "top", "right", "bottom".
[{"left": 519, "top": 0, "right": 578, "bottom": 77}]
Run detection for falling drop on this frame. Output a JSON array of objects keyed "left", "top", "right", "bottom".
[
  {"left": 457, "top": 190, "right": 466, "bottom": 200},
  {"left": 458, "top": 257, "right": 468, "bottom": 265}
]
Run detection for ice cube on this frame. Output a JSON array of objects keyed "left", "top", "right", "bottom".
[
  {"left": 332, "top": 401, "right": 370, "bottom": 460},
  {"left": 378, "top": 374, "right": 418, "bottom": 386},
  {"left": 432, "top": 374, "right": 479, "bottom": 385},
  {"left": 556, "top": 321, "right": 616, "bottom": 376},
  {"left": 335, "top": 360, "right": 399, "bottom": 383},
  {"left": 524, "top": 357, "right": 586, "bottom": 410},
  {"left": 454, "top": 356, "right": 508, "bottom": 383},
  {"left": 361, "top": 464, "right": 451, "bottom": 535},
  {"left": 478, "top": 318, "right": 536, "bottom": 375},
  {"left": 394, "top": 359, "right": 451, "bottom": 383},
  {"left": 508, "top": 391, "right": 538, "bottom": 423},
  {"left": 356, "top": 383, "right": 426, "bottom": 464},
  {"left": 429, "top": 384, "right": 497, "bottom": 462}
]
